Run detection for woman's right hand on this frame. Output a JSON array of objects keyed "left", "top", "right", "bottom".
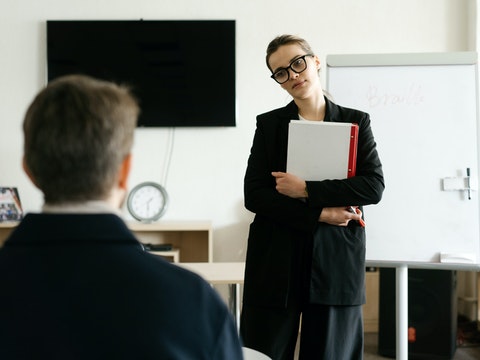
[{"left": 319, "top": 207, "right": 362, "bottom": 226}]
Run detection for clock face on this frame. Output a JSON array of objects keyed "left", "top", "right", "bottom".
[{"left": 127, "top": 182, "right": 168, "bottom": 222}]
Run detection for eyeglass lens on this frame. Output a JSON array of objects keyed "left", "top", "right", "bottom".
[{"left": 272, "top": 55, "right": 310, "bottom": 84}]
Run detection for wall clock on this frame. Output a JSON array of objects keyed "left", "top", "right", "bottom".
[{"left": 126, "top": 182, "right": 168, "bottom": 222}]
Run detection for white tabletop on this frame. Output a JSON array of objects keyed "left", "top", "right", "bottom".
[{"left": 176, "top": 262, "right": 245, "bottom": 284}]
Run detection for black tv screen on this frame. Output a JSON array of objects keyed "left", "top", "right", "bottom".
[{"left": 47, "top": 20, "right": 236, "bottom": 127}]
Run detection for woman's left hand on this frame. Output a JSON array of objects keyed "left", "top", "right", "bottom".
[{"left": 271, "top": 171, "right": 306, "bottom": 198}]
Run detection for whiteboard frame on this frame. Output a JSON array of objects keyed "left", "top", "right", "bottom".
[
  {"left": 326, "top": 51, "right": 477, "bottom": 68},
  {"left": 326, "top": 52, "right": 480, "bottom": 270}
]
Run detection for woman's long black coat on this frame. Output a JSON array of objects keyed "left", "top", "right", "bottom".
[{"left": 243, "top": 97, "right": 385, "bottom": 309}]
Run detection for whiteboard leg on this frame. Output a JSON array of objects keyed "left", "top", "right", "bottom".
[{"left": 396, "top": 265, "right": 408, "bottom": 360}]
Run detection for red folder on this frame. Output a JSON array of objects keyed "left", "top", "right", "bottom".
[
  {"left": 287, "top": 121, "right": 359, "bottom": 181},
  {"left": 348, "top": 124, "right": 359, "bottom": 178}
]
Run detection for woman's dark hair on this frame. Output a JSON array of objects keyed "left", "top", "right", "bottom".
[{"left": 266, "top": 34, "right": 314, "bottom": 72}]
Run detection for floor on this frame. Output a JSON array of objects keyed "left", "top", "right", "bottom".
[
  {"left": 363, "top": 332, "right": 480, "bottom": 360},
  {"left": 292, "top": 321, "right": 480, "bottom": 359}
]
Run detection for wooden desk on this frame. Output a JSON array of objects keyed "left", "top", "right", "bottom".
[{"left": 177, "top": 262, "right": 245, "bottom": 331}]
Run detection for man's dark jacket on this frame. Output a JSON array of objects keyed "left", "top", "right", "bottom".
[{"left": 0, "top": 213, "right": 243, "bottom": 360}]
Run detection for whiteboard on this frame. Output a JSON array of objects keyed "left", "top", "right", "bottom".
[{"left": 326, "top": 52, "right": 480, "bottom": 266}]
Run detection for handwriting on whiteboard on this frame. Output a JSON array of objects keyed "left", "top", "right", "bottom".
[{"left": 366, "top": 83, "right": 425, "bottom": 108}]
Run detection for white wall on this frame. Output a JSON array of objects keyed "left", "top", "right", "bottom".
[{"left": 0, "top": 0, "right": 473, "bottom": 262}]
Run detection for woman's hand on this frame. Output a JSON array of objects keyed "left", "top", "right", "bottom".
[
  {"left": 271, "top": 171, "right": 306, "bottom": 198},
  {"left": 319, "top": 206, "right": 362, "bottom": 226}
]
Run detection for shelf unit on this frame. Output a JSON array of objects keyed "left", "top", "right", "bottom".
[
  {"left": 127, "top": 221, "right": 212, "bottom": 263},
  {"left": 363, "top": 270, "right": 380, "bottom": 333},
  {"left": 0, "top": 220, "right": 212, "bottom": 263},
  {"left": 0, "top": 222, "right": 19, "bottom": 247},
  {"left": 149, "top": 249, "right": 180, "bottom": 263}
]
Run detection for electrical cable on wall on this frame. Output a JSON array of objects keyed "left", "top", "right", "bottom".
[{"left": 161, "top": 127, "right": 175, "bottom": 188}]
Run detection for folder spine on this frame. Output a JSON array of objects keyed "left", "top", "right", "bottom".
[{"left": 348, "top": 124, "right": 359, "bottom": 178}]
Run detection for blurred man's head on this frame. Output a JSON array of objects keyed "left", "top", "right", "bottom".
[{"left": 23, "top": 75, "right": 139, "bottom": 205}]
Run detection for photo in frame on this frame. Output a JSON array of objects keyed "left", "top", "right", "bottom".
[{"left": 0, "top": 187, "right": 23, "bottom": 222}]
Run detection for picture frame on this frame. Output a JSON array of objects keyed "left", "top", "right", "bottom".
[{"left": 0, "top": 187, "right": 23, "bottom": 222}]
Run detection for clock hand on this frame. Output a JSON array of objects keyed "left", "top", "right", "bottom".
[
  {"left": 138, "top": 197, "right": 153, "bottom": 207},
  {"left": 145, "top": 198, "right": 153, "bottom": 214}
]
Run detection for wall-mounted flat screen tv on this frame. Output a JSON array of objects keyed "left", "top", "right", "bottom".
[{"left": 47, "top": 20, "right": 236, "bottom": 127}]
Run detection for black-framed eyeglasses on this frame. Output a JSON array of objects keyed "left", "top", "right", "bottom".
[{"left": 270, "top": 54, "right": 314, "bottom": 84}]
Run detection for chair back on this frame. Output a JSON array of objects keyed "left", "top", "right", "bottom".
[{"left": 242, "top": 347, "right": 271, "bottom": 360}]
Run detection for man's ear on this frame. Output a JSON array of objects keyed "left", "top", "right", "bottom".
[
  {"left": 22, "top": 156, "right": 40, "bottom": 189},
  {"left": 118, "top": 154, "right": 132, "bottom": 191}
]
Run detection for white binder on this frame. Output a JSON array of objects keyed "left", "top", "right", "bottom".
[{"left": 286, "top": 120, "right": 359, "bottom": 181}]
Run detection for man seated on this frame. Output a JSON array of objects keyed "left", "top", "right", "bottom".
[{"left": 0, "top": 75, "right": 243, "bottom": 359}]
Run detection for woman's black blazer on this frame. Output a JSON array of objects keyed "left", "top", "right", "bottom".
[{"left": 243, "top": 97, "right": 384, "bottom": 308}]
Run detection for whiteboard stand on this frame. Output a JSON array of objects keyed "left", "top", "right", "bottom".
[
  {"left": 326, "top": 52, "right": 480, "bottom": 359},
  {"left": 370, "top": 261, "right": 480, "bottom": 359},
  {"left": 396, "top": 265, "right": 408, "bottom": 360}
]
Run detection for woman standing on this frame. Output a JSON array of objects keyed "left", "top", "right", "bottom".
[{"left": 240, "top": 35, "right": 385, "bottom": 360}]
